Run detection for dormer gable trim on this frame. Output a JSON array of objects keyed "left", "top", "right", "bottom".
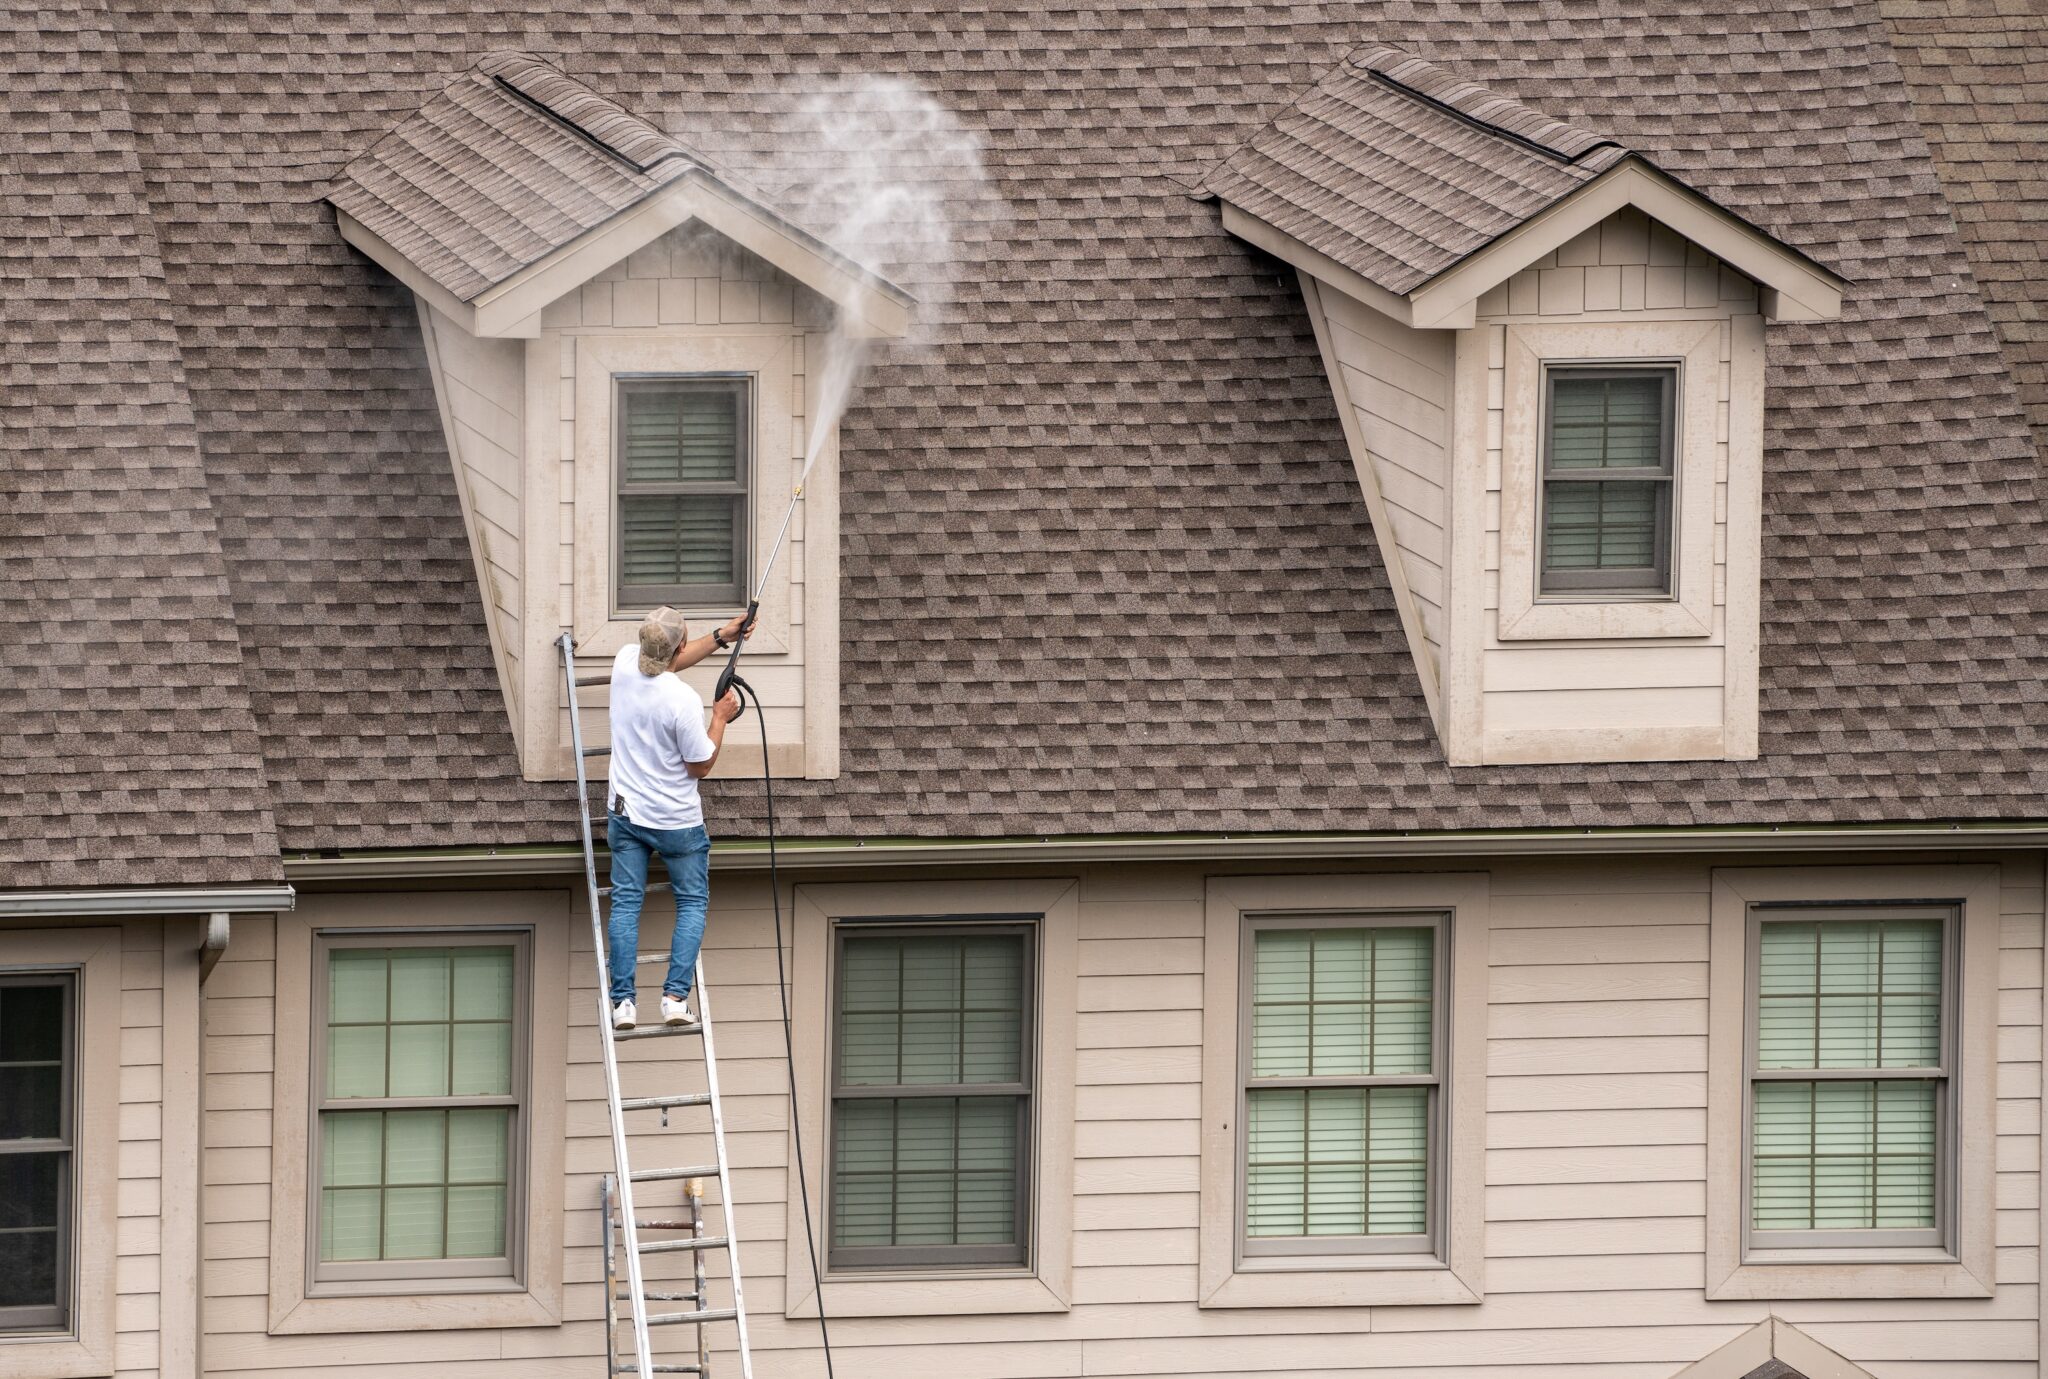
[
  {"left": 1670, "top": 1317, "right": 1879, "bottom": 1379},
  {"left": 328, "top": 52, "right": 913, "bottom": 341}
]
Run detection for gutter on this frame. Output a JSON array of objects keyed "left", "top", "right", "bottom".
[
  {"left": 0, "top": 885, "right": 297, "bottom": 918},
  {"left": 282, "top": 821, "right": 2048, "bottom": 882}
]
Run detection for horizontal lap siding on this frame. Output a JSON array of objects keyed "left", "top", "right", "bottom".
[
  {"left": 199, "top": 858, "right": 2044, "bottom": 1378},
  {"left": 119, "top": 922, "right": 168, "bottom": 1377}
]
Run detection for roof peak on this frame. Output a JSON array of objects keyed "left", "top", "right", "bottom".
[
  {"left": 1349, "top": 44, "right": 1625, "bottom": 166},
  {"left": 472, "top": 50, "right": 704, "bottom": 177}
]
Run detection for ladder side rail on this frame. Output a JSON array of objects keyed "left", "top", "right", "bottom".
[
  {"left": 563, "top": 634, "right": 656, "bottom": 1379},
  {"left": 602, "top": 1175, "right": 621, "bottom": 1379},
  {"left": 690, "top": 1181, "right": 710, "bottom": 1379},
  {"left": 692, "top": 964, "right": 754, "bottom": 1379}
]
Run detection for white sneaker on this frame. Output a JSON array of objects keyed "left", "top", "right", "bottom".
[
  {"left": 611, "top": 999, "right": 636, "bottom": 1030},
  {"left": 661, "top": 995, "right": 694, "bottom": 1026}
]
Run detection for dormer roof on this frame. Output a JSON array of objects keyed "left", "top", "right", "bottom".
[
  {"left": 1206, "top": 44, "right": 1844, "bottom": 327},
  {"left": 327, "top": 52, "right": 911, "bottom": 338}
]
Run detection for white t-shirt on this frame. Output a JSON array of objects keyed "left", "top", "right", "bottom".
[{"left": 606, "top": 644, "right": 717, "bottom": 830}]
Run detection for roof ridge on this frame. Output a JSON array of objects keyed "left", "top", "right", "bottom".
[
  {"left": 1353, "top": 44, "right": 1626, "bottom": 166},
  {"left": 474, "top": 50, "right": 702, "bottom": 177}
]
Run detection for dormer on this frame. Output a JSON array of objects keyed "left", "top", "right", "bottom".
[
  {"left": 1207, "top": 45, "right": 1845, "bottom": 767},
  {"left": 327, "top": 53, "right": 910, "bottom": 781}
]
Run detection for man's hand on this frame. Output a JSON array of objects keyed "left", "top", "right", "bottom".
[
  {"left": 710, "top": 688, "right": 742, "bottom": 724},
  {"left": 718, "top": 612, "right": 752, "bottom": 645}
]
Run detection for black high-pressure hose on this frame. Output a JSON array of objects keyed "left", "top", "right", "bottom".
[{"left": 728, "top": 669, "right": 835, "bottom": 1378}]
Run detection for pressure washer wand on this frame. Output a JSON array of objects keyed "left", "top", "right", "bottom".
[{"left": 712, "top": 476, "right": 810, "bottom": 718}]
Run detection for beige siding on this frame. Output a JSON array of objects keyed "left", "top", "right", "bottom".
[
  {"left": 419, "top": 312, "right": 527, "bottom": 743},
  {"left": 525, "top": 220, "right": 836, "bottom": 783},
  {"left": 1454, "top": 207, "right": 1763, "bottom": 766},
  {"left": 1316, "top": 285, "right": 1453, "bottom": 669}
]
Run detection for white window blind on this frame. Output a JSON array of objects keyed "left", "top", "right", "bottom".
[
  {"left": 1749, "top": 914, "right": 1948, "bottom": 1243},
  {"left": 829, "top": 927, "right": 1033, "bottom": 1269},
  {"left": 615, "top": 378, "right": 749, "bottom": 607},
  {"left": 1540, "top": 368, "right": 1675, "bottom": 594},
  {"left": 315, "top": 942, "right": 523, "bottom": 1279},
  {"left": 1243, "top": 922, "right": 1438, "bottom": 1251}
]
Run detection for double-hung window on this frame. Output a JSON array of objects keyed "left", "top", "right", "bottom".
[
  {"left": 0, "top": 975, "right": 73, "bottom": 1332},
  {"left": 828, "top": 924, "right": 1035, "bottom": 1270},
  {"left": 1241, "top": 915, "right": 1442, "bottom": 1256},
  {"left": 312, "top": 935, "right": 528, "bottom": 1288},
  {"left": 1539, "top": 365, "right": 1677, "bottom": 597},
  {"left": 1747, "top": 907, "right": 1954, "bottom": 1250},
  {"left": 615, "top": 376, "right": 751, "bottom": 609}
]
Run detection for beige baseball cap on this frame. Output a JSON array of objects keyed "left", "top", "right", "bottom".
[{"left": 637, "top": 607, "right": 689, "bottom": 676}]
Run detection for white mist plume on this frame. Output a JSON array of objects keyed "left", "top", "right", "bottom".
[{"left": 788, "top": 76, "right": 986, "bottom": 482}]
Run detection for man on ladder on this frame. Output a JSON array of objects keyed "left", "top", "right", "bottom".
[{"left": 605, "top": 606, "right": 750, "bottom": 1030}]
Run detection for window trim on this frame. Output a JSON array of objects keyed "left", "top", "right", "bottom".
[
  {"left": 1495, "top": 318, "right": 1725, "bottom": 643},
  {"left": 786, "top": 879, "right": 1078, "bottom": 1319},
  {"left": 0, "top": 973, "right": 74, "bottom": 1335},
  {"left": 267, "top": 892, "right": 567, "bottom": 1335},
  {"left": 1706, "top": 865, "right": 2000, "bottom": 1301},
  {"left": 1200, "top": 874, "right": 1487, "bottom": 1309},
  {"left": 1741, "top": 904, "right": 1957, "bottom": 1255},
  {"left": 306, "top": 930, "right": 532, "bottom": 1290},
  {"left": 0, "top": 927, "right": 118, "bottom": 1379},
  {"left": 825, "top": 920, "right": 1037, "bottom": 1272},
  {"left": 1236, "top": 913, "right": 1446, "bottom": 1261},
  {"left": 1537, "top": 364, "right": 1678, "bottom": 597},
  {"left": 612, "top": 373, "right": 752, "bottom": 611}
]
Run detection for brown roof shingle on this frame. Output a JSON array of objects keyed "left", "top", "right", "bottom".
[
  {"left": 61, "top": 0, "right": 2048, "bottom": 851},
  {"left": 0, "top": 0, "right": 280, "bottom": 889}
]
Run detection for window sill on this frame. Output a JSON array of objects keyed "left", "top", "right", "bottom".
[
  {"left": 1500, "top": 595, "right": 1710, "bottom": 641},
  {"left": 1202, "top": 1257, "right": 1480, "bottom": 1309},
  {"left": 0, "top": 1332, "right": 112, "bottom": 1379},
  {"left": 1708, "top": 1252, "right": 1993, "bottom": 1301},
  {"left": 786, "top": 1270, "right": 1067, "bottom": 1319},
  {"left": 270, "top": 1288, "right": 562, "bottom": 1335}
]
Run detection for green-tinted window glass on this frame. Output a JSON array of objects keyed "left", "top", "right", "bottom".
[
  {"left": 1251, "top": 926, "right": 1432, "bottom": 1079},
  {"left": 829, "top": 927, "right": 1032, "bottom": 1266},
  {"left": 317, "top": 944, "right": 518, "bottom": 1271},
  {"left": 1756, "top": 920, "right": 1943, "bottom": 1069},
  {"left": 1752, "top": 1080, "right": 1937, "bottom": 1230},
  {"left": 1245, "top": 1086, "right": 1428, "bottom": 1237},
  {"left": 1540, "top": 369, "right": 1674, "bottom": 592}
]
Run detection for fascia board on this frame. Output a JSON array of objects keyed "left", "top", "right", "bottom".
[
  {"left": 0, "top": 886, "right": 297, "bottom": 917},
  {"left": 1216, "top": 200, "right": 1477, "bottom": 329},
  {"left": 335, "top": 209, "right": 481, "bottom": 333},
  {"left": 468, "top": 172, "right": 913, "bottom": 340},
  {"left": 1405, "top": 159, "right": 1847, "bottom": 327}
]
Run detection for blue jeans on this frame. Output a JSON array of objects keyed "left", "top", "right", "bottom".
[{"left": 605, "top": 816, "right": 710, "bottom": 1004}]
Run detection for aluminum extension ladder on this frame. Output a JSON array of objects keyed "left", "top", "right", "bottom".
[{"left": 561, "top": 633, "right": 755, "bottom": 1379}]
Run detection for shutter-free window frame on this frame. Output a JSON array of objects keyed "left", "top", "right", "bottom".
[
  {"left": 1237, "top": 912, "right": 1448, "bottom": 1261},
  {"left": 307, "top": 930, "right": 532, "bottom": 1291},
  {"left": 613, "top": 374, "right": 751, "bottom": 611},
  {"left": 1537, "top": 364, "right": 1678, "bottom": 597},
  {"left": 826, "top": 918, "right": 1037, "bottom": 1272},
  {"left": 0, "top": 972, "right": 75, "bottom": 1335},
  {"left": 1742, "top": 903, "right": 1959, "bottom": 1255}
]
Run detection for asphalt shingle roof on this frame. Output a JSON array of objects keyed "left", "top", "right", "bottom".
[
  {"left": 10, "top": 0, "right": 2042, "bottom": 859},
  {"left": 0, "top": 0, "right": 280, "bottom": 888}
]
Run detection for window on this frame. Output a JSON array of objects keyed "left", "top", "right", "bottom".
[
  {"left": 614, "top": 376, "right": 750, "bottom": 609},
  {"left": 311, "top": 935, "right": 527, "bottom": 1287},
  {"left": 828, "top": 924, "right": 1034, "bottom": 1270},
  {"left": 0, "top": 976, "right": 72, "bottom": 1333},
  {"left": 1240, "top": 916, "right": 1441, "bottom": 1257},
  {"left": 1747, "top": 908, "right": 1953, "bottom": 1250},
  {"left": 1539, "top": 365, "right": 1677, "bottom": 596}
]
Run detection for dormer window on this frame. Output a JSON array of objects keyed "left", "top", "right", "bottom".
[
  {"left": 1539, "top": 366, "right": 1677, "bottom": 599},
  {"left": 616, "top": 377, "right": 751, "bottom": 610}
]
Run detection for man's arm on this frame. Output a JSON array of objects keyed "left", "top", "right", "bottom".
[
  {"left": 670, "top": 612, "right": 752, "bottom": 672},
  {"left": 684, "top": 689, "right": 742, "bottom": 779}
]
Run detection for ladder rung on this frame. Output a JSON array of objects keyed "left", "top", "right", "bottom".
[
  {"left": 599, "top": 882, "right": 673, "bottom": 897},
  {"left": 633, "top": 1218, "right": 702, "bottom": 1230},
  {"left": 632, "top": 942, "right": 682, "bottom": 958},
  {"left": 620, "top": 1290, "right": 700, "bottom": 1302},
  {"left": 582, "top": 746, "right": 611, "bottom": 757},
  {"left": 630, "top": 1165, "right": 721, "bottom": 1183},
  {"left": 621, "top": 1093, "right": 711, "bottom": 1112},
  {"left": 648, "top": 1306, "right": 738, "bottom": 1327},
  {"left": 576, "top": 675, "right": 611, "bottom": 688},
  {"left": 612, "top": 1366, "right": 701, "bottom": 1374},
  {"left": 614, "top": 1021, "right": 703, "bottom": 1040},
  {"left": 638, "top": 1235, "right": 728, "bottom": 1255}
]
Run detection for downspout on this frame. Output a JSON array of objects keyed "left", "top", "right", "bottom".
[{"left": 198, "top": 912, "right": 230, "bottom": 984}]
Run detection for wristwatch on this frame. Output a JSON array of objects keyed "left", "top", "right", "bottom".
[{"left": 713, "top": 630, "right": 728, "bottom": 650}]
